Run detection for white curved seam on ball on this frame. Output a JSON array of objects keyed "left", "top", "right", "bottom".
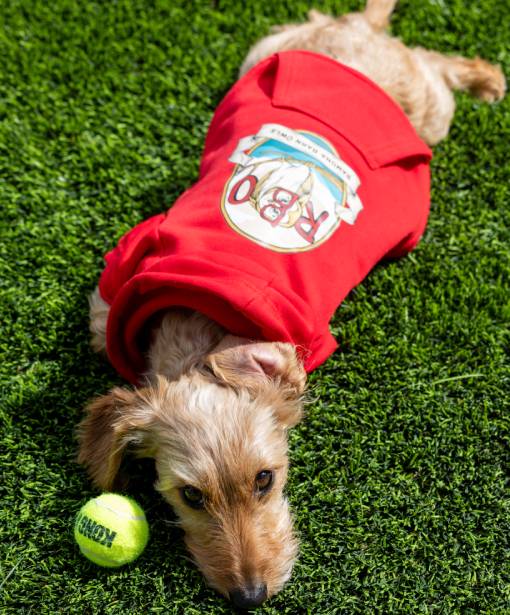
[{"left": 93, "top": 499, "right": 146, "bottom": 521}]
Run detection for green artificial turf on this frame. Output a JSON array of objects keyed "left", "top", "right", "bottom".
[{"left": 1, "top": 0, "right": 509, "bottom": 613}]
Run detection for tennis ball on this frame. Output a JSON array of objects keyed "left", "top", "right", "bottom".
[{"left": 74, "top": 493, "right": 149, "bottom": 567}]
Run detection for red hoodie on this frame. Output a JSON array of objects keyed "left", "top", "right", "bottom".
[{"left": 99, "top": 51, "right": 432, "bottom": 384}]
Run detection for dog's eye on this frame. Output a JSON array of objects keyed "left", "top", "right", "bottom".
[
  {"left": 181, "top": 485, "right": 205, "bottom": 509},
  {"left": 255, "top": 470, "right": 273, "bottom": 494}
]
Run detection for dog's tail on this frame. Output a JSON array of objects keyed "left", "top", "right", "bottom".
[{"left": 363, "top": 0, "right": 398, "bottom": 31}]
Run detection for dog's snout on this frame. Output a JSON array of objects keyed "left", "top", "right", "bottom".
[{"left": 230, "top": 583, "right": 268, "bottom": 609}]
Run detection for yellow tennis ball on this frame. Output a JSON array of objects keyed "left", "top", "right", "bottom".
[{"left": 74, "top": 493, "right": 149, "bottom": 567}]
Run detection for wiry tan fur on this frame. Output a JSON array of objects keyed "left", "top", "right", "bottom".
[
  {"left": 241, "top": 0, "right": 505, "bottom": 145},
  {"left": 78, "top": 374, "right": 302, "bottom": 598},
  {"left": 78, "top": 1, "right": 505, "bottom": 608}
]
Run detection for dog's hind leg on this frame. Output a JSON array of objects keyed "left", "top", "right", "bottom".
[
  {"left": 406, "top": 48, "right": 506, "bottom": 144},
  {"left": 363, "top": 0, "right": 398, "bottom": 31},
  {"left": 419, "top": 50, "right": 506, "bottom": 103}
]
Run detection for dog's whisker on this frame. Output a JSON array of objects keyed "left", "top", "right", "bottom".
[{"left": 160, "top": 519, "right": 182, "bottom": 528}]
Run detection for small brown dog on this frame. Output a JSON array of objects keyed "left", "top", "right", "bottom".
[{"left": 78, "top": 0, "right": 505, "bottom": 608}]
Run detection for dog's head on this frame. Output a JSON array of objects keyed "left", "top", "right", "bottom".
[{"left": 78, "top": 341, "right": 305, "bottom": 608}]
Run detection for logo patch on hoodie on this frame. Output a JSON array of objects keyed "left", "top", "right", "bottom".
[{"left": 221, "top": 124, "right": 363, "bottom": 252}]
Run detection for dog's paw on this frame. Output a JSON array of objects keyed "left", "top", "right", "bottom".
[{"left": 473, "top": 60, "right": 506, "bottom": 102}]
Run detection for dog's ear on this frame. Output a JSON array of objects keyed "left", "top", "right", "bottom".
[
  {"left": 77, "top": 386, "right": 157, "bottom": 491},
  {"left": 205, "top": 336, "right": 306, "bottom": 402}
]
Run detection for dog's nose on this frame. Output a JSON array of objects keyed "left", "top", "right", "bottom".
[{"left": 230, "top": 583, "right": 268, "bottom": 609}]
